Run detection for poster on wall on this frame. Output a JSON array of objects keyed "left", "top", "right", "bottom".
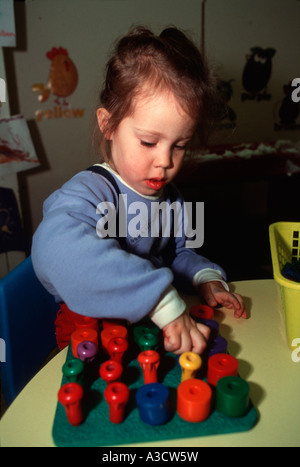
[
  {"left": 0, "top": 48, "right": 10, "bottom": 118},
  {"left": 216, "top": 79, "right": 237, "bottom": 130},
  {"left": 0, "top": 114, "right": 39, "bottom": 176},
  {"left": 241, "top": 46, "right": 276, "bottom": 102},
  {"left": 32, "top": 46, "right": 85, "bottom": 122},
  {"left": 274, "top": 79, "right": 300, "bottom": 131},
  {"left": 0, "top": 186, "right": 25, "bottom": 253},
  {"left": 0, "top": 0, "right": 16, "bottom": 47}
]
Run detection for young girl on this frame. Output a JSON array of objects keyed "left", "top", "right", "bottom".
[{"left": 31, "top": 26, "right": 247, "bottom": 355}]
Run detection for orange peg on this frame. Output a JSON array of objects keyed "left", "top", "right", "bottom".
[
  {"left": 71, "top": 328, "right": 98, "bottom": 358},
  {"left": 177, "top": 378, "right": 212, "bottom": 423}
]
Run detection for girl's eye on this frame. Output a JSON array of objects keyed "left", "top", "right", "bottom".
[
  {"left": 174, "top": 144, "right": 187, "bottom": 151},
  {"left": 140, "top": 140, "right": 188, "bottom": 150},
  {"left": 140, "top": 141, "right": 156, "bottom": 148}
]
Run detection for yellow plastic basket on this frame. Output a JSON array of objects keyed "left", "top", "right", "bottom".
[{"left": 269, "top": 222, "right": 300, "bottom": 348}]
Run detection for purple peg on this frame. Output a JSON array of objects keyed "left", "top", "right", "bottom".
[
  {"left": 208, "top": 335, "right": 228, "bottom": 358},
  {"left": 200, "top": 318, "right": 219, "bottom": 336},
  {"left": 77, "top": 340, "right": 98, "bottom": 363}
]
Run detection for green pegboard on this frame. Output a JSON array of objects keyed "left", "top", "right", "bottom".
[{"left": 52, "top": 326, "right": 257, "bottom": 447}]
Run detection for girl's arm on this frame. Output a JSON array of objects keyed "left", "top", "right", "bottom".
[{"left": 32, "top": 171, "right": 176, "bottom": 324}]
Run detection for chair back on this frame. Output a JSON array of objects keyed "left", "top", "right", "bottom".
[{"left": 0, "top": 256, "right": 58, "bottom": 406}]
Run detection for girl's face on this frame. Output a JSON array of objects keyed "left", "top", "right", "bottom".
[{"left": 97, "top": 89, "right": 196, "bottom": 196}]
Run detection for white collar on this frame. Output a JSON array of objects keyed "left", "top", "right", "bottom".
[{"left": 94, "top": 162, "right": 163, "bottom": 200}]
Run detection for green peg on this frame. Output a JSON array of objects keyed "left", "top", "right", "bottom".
[
  {"left": 62, "top": 358, "right": 84, "bottom": 385},
  {"left": 216, "top": 376, "right": 250, "bottom": 417},
  {"left": 133, "top": 325, "right": 159, "bottom": 345},
  {"left": 136, "top": 330, "right": 159, "bottom": 351}
]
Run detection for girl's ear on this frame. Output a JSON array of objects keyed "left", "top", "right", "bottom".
[{"left": 97, "top": 108, "right": 112, "bottom": 139}]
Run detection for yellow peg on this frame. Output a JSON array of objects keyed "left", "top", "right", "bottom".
[{"left": 179, "top": 352, "right": 202, "bottom": 382}]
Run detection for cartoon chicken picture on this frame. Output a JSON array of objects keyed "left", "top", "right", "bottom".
[{"left": 32, "top": 47, "right": 78, "bottom": 105}]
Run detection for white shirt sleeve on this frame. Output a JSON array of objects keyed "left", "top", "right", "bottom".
[
  {"left": 192, "top": 268, "right": 229, "bottom": 291},
  {"left": 148, "top": 285, "right": 186, "bottom": 328},
  {"left": 149, "top": 269, "right": 229, "bottom": 329}
]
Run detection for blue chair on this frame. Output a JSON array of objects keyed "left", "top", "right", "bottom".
[{"left": 0, "top": 256, "right": 59, "bottom": 407}]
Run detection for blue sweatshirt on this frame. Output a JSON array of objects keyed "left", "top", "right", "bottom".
[{"left": 31, "top": 164, "right": 227, "bottom": 328}]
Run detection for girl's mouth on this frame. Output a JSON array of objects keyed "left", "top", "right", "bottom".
[{"left": 145, "top": 178, "right": 167, "bottom": 190}]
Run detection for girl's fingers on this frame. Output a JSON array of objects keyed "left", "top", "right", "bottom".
[
  {"left": 190, "top": 325, "right": 209, "bottom": 354},
  {"left": 199, "top": 287, "right": 218, "bottom": 308},
  {"left": 163, "top": 319, "right": 210, "bottom": 355},
  {"left": 232, "top": 293, "right": 248, "bottom": 319},
  {"left": 163, "top": 330, "right": 181, "bottom": 353}
]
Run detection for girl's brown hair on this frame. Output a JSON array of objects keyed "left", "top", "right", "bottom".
[{"left": 94, "top": 26, "right": 225, "bottom": 160}]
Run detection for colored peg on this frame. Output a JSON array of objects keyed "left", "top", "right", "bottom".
[
  {"left": 177, "top": 379, "right": 212, "bottom": 423},
  {"left": 101, "top": 325, "right": 128, "bottom": 353},
  {"left": 199, "top": 318, "right": 219, "bottom": 341},
  {"left": 216, "top": 376, "right": 250, "bottom": 417},
  {"left": 71, "top": 328, "right": 98, "bottom": 358},
  {"left": 62, "top": 358, "right": 84, "bottom": 384},
  {"left": 99, "top": 359, "right": 123, "bottom": 385},
  {"left": 133, "top": 325, "right": 160, "bottom": 348},
  {"left": 74, "top": 315, "right": 99, "bottom": 332},
  {"left": 136, "top": 383, "right": 171, "bottom": 426},
  {"left": 107, "top": 337, "right": 128, "bottom": 363},
  {"left": 136, "top": 331, "right": 159, "bottom": 352},
  {"left": 102, "top": 318, "right": 127, "bottom": 329},
  {"left": 104, "top": 381, "right": 130, "bottom": 424},
  {"left": 208, "top": 335, "right": 228, "bottom": 358},
  {"left": 179, "top": 351, "right": 202, "bottom": 382},
  {"left": 207, "top": 353, "right": 239, "bottom": 387},
  {"left": 77, "top": 340, "right": 98, "bottom": 363},
  {"left": 58, "top": 382, "right": 84, "bottom": 426},
  {"left": 189, "top": 304, "right": 214, "bottom": 321},
  {"left": 137, "top": 350, "right": 160, "bottom": 384}
]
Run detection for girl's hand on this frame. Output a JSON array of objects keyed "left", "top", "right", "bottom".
[
  {"left": 198, "top": 281, "right": 247, "bottom": 319},
  {"left": 162, "top": 312, "right": 210, "bottom": 355}
]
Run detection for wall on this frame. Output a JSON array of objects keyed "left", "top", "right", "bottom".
[
  {"left": 2, "top": 0, "right": 300, "bottom": 279},
  {"left": 204, "top": 0, "right": 300, "bottom": 144},
  {"left": 7, "top": 0, "right": 205, "bottom": 235}
]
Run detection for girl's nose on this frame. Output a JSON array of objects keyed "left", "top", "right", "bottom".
[{"left": 153, "top": 148, "right": 173, "bottom": 169}]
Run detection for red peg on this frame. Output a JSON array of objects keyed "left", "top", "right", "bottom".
[
  {"left": 104, "top": 382, "right": 130, "bottom": 424},
  {"left": 58, "top": 382, "right": 84, "bottom": 426},
  {"left": 207, "top": 353, "right": 239, "bottom": 387},
  {"left": 108, "top": 337, "right": 128, "bottom": 363},
  {"left": 190, "top": 304, "right": 214, "bottom": 321},
  {"left": 99, "top": 359, "right": 123, "bottom": 385},
  {"left": 101, "top": 325, "right": 128, "bottom": 353},
  {"left": 137, "top": 350, "right": 160, "bottom": 384}
]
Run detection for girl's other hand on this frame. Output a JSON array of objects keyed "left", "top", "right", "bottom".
[
  {"left": 198, "top": 281, "right": 247, "bottom": 319},
  {"left": 162, "top": 312, "right": 210, "bottom": 355}
]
